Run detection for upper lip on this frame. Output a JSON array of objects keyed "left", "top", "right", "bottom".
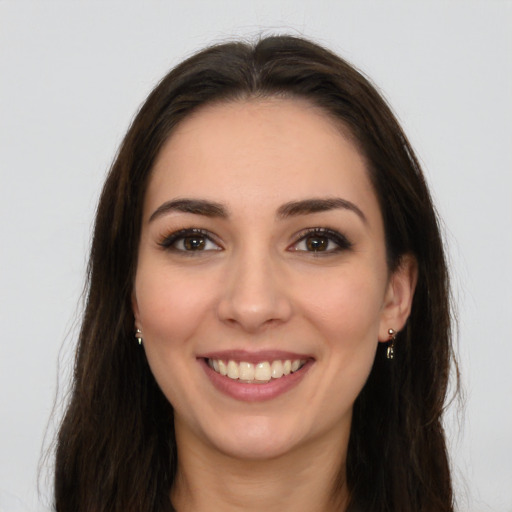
[{"left": 198, "top": 349, "right": 314, "bottom": 364}]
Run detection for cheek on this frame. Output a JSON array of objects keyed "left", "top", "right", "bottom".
[
  {"left": 296, "top": 265, "right": 384, "bottom": 393},
  {"left": 133, "top": 267, "right": 220, "bottom": 412},
  {"left": 134, "top": 267, "right": 219, "bottom": 345},
  {"left": 298, "top": 266, "right": 385, "bottom": 342}
]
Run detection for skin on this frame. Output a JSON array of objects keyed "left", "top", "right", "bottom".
[{"left": 132, "top": 98, "right": 417, "bottom": 512}]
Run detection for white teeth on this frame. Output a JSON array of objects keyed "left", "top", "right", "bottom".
[
  {"left": 218, "top": 360, "right": 228, "bottom": 376},
  {"left": 254, "top": 362, "right": 271, "bottom": 381},
  {"left": 208, "top": 358, "right": 305, "bottom": 383},
  {"left": 227, "top": 360, "right": 239, "bottom": 379},
  {"left": 271, "top": 360, "right": 284, "bottom": 379},
  {"left": 239, "top": 361, "right": 255, "bottom": 380}
]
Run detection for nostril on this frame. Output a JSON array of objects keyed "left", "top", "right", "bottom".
[{"left": 216, "top": 260, "right": 293, "bottom": 331}]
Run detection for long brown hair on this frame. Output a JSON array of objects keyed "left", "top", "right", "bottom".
[{"left": 55, "top": 35, "right": 456, "bottom": 511}]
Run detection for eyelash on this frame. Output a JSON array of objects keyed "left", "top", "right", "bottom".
[
  {"left": 290, "top": 227, "right": 353, "bottom": 254},
  {"left": 158, "top": 228, "right": 221, "bottom": 253},
  {"left": 158, "top": 227, "right": 352, "bottom": 254}
]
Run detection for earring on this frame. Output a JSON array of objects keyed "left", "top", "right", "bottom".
[
  {"left": 386, "top": 328, "right": 396, "bottom": 360},
  {"left": 135, "top": 328, "right": 143, "bottom": 346}
]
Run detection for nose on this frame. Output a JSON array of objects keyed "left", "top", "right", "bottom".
[{"left": 216, "top": 247, "right": 293, "bottom": 333}]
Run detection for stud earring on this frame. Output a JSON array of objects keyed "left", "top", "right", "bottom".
[
  {"left": 135, "top": 328, "right": 143, "bottom": 346},
  {"left": 386, "top": 328, "right": 396, "bottom": 360}
]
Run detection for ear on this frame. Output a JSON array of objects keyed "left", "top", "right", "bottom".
[{"left": 378, "top": 254, "right": 418, "bottom": 342}]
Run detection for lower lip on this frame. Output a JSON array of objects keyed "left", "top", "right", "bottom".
[{"left": 199, "top": 358, "right": 313, "bottom": 402}]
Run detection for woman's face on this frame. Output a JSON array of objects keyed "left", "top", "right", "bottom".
[{"left": 133, "top": 98, "right": 415, "bottom": 460}]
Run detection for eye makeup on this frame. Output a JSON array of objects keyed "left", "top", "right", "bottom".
[
  {"left": 289, "top": 227, "right": 353, "bottom": 254},
  {"left": 157, "top": 225, "right": 353, "bottom": 257},
  {"left": 158, "top": 228, "right": 222, "bottom": 253}
]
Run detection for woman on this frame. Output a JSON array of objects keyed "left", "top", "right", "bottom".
[{"left": 54, "top": 35, "right": 456, "bottom": 511}]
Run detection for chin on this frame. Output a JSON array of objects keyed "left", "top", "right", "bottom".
[{"left": 203, "top": 415, "right": 306, "bottom": 461}]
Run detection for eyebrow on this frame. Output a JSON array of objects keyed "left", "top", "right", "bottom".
[
  {"left": 277, "top": 198, "right": 367, "bottom": 224},
  {"left": 149, "top": 198, "right": 228, "bottom": 222},
  {"left": 148, "top": 196, "right": 367, "bottom": 224}
]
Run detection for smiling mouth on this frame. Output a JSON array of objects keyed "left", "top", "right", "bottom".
[{"left": 206, "top": 358, "right": 307, "bottom": 383}]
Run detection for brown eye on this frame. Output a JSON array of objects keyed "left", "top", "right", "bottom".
[
  {"left": 183, "top": 235, "right": 206, "bottom": 251},
  {"left": 305, "top": 235, "right": 329, "bottom": 252},
  {"left": 159, "top": 228, "right": 222, "bottom": 252},
  {"left": 290, "top": 228, "right": 353, "bottom": 254}
]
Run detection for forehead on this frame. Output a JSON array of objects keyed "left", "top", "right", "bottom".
[{"left": 146, "top": 98, "right": 378, "bottom": 220}]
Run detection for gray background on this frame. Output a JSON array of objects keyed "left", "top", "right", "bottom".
[{"left": 1, "top": 1, "right": 511, "bottom": 511}]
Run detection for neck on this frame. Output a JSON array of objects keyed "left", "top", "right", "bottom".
[{"left": 171, "top": 423, "right": 350, "bottom": 512}]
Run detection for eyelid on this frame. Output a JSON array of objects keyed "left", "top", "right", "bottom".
[
  {"left": 157, "top": 226, "right": 351, "bottom": 254},
  {"left": 158, "top": 228, "right": 223, "bottom": 252},
  {"left": 288, "top": 227, "right": 353, "bottom": 253}
]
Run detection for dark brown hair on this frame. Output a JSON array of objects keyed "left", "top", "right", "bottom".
[{"left": 55, "top": 35, "right": 456, "bottom": 511}]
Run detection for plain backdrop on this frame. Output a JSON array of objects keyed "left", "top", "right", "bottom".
[{"left": 1, "top": 1, "right": 511, "bottom": 511}]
